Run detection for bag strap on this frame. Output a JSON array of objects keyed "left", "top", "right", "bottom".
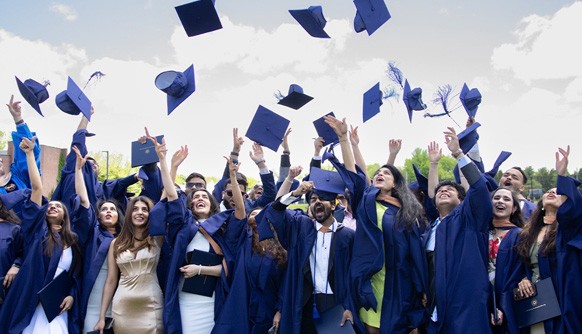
[{"left": 198, "top": 227, "right": 229, "bottom": 277}]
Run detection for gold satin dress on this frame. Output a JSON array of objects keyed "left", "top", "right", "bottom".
[{"left": 112, "top": 241, "right": 164, "bottom": 333}]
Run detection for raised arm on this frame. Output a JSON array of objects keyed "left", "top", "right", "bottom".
[
  {"left": 146, "top": 128, "right": 177, "bottom": 201},
  {"left": 310, "top": 137, "right": 325, "bottom": 169},
  {"left": 349, "top": 125, "right": 371, "bottom": 185},
  {"left": 226, "top": 156, "right": 246, "bottom": 219},
  {"left": 278, "top": 128, "right": 292, "bottom": 183},
  {"left": 170, "top": 145, "right": 188, "bottom": 183},
  {"left": 19, "top": 137, "right": 42, "bottom": 206},
  {"left": 324, "top": 115, "right": 356, "bottom": 173},
  {"left": 386, "top": 139, "right": 402, "bottom": 166},
  {"left": 427, "top": 141, "right": 442, "bottom": 199},
  {"left": 71, "top": 145, "right": 91, "bottom": 208},
  {"left": 276, "top": 165, "right": 302, "bottom": 198}
]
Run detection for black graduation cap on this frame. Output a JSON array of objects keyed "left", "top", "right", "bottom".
[
  {"left": 175, "top": 0, "right": 222, "bottom": 37},
  {"left": 277, "top": 84, "right": 313, "bottom": 110}
]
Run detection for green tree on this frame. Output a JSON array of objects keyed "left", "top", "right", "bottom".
[
  {"left": 90, "top": 151, "right": 142, "bottom": 195},
  {"left": 400, "top": 147, "right": 456, "bottom": 184},
  {"left": 536, "top": 167, "right": 557, "bottom": 191},
  {"left": 0, "top": 130, "right": 6, "bottom": 150}
]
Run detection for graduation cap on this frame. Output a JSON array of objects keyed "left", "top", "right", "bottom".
[
  {"left": 486, "top": 151, "right": 512, "bottom": 178},
  {"left": 155, "top": 64, "right": 195, "bottom": 115},
  {"left": 309, "top": 167, "right": 345, "bottom": 201},
  {"left": 175, "top": 0, "right": 222, "bottom": 37},
  {"left": 276, "top": 179, "right": 300, "bottom": 192},
  {"left": 412, "top": 164, "right": 429, "bottom": 194},
  {"left": 313, "top": 112, "right": 339, "bottom": 147},
  {"left": 55, "top": 77, "right": 92, "bottom": 121},
  {"left": 402, "top": 80, "right": 426, "bottom": 123},
  {"left": 457, "top": 122, "right": 481, "bottom": 154},
  {"left": 245, "top": 105, "right": 290, "bottom": 152},
  {"left": 15, "top": 77, "right": 49, "bottom": 116},
  {"left": 289, "top": 6, "right": 330, "bottom": 38},
  {"left": 353, "top": 0, "right": 391, "bottom": 36},
  {"left": 277, "top": 84, "right": 313, "bottom": 110},
  {"left": 363, "top": 82, "right": 383, "bottom": 122},
  {"left": 459, "top": 83, "right": 482, "bottom": 118}
]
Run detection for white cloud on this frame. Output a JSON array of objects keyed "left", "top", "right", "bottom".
[
  {"left": 491, "top": 2, "right": 582, "bottom": 83},
  {"left": 50, "top": 3, "right": 78, "bottom": 22}
]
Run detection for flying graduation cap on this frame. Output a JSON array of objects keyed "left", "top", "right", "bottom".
[
  {"left": 402, "top": 80, "right": 426, "bottom": 123},
  {"left": 15, "top": 77, "right": 49, "bottom": 117},
  {"left": 55, "top": 77, "right": 92, "bottom": 121},
  {"left": 175, "top": 0, "right": 222, "bottom": 37},
  {"left": 277, "top": 84, "right": 313, "bottom": 110},
  {"left": 313, "top": 112, "right": 339, "bottom": 147},
  {"left": 353, "top": 0, "right": 391, "bottom": 36},
  {"left": 155, "top": 64, "right": 196, "bottom": 115},
  {"left": 363, "top": 82, "right": 383, "bottom": 122},
  {"left": 459, "top": 83, "right": 482, "bottom": 118},
  {"left": 289, "top": 6, "right": 330, "bottom": 38},
  {"left": 245, "top": 105, "right": 290, "bottom": 152}
]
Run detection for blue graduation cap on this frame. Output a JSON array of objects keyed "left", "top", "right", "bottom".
[
  {"left": 15, "top": 77, "right": 49, "bottom": 117},
  {"left": 353, "top": 0, "right": 391, "bottom": 36},
  {"left": 245, "top": 105, "right": 290, "bottom": 152},
  {"left": 486, "top": 151, "right": 512, "bottom": 178},
  {"left": 457, "top": 122, "right": 481, "bottom": 154},
  {"left": 363, "top": 82, "right": 383, "bottom": 123},
  {"left": 175, "top": 0, "right": 222, "bottom": 37},
  {"left": 277, "top": 84, "right": 313, "bottom": 110},
  {"left": 309, "top": 167, "right": 345, "bottom": 201},
  {"left": 459, "top": 83, "right": 482, "bottom": 118},
  {"left": 412, "top": 164, "right": 429, "bottom": 194},
  {"left": 55, "top": 77, "right": 92, "bottom": 121},
  {"left": 289, "top": 6, "right": 330, "bottom": 38},
  {"left": 313, "top": 112, "right": 339, "bottom": 147},
  {"left": 155, "top": 64, "right": 196, "bottom": 115},
  {"left": 402, "top": 80, "right": 426, "bottom": 123}
]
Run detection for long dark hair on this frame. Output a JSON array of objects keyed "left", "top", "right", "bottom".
[
  {"left": 186, "top": 189, "right": 220, "bottom": 220},
  {"left": 0, "top": 200, "right": 20, "bottom": 224},
  {"left": 114, "top": 196, "right": 155, "bottom": 258},
  {"left": 490, "top": 187, "right": 525, "bottom": 228},
  {"left": 375, "top": 164, "right": 425, "bottom": 230},
  {"left": 517, "top": 200, "right": 556, "bottom": 266},
  {"left": 248, "top": 209, "right": 287, "bottom": 267},
  {"left": 44, "top": 201, "right": 79, "bottom": 258},
  {"left": 96, "top": 199, "right": 124, "bottom": 235}
]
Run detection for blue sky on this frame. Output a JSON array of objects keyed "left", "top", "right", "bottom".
[{"left": 1, "top": 0, "right": 581, "bottom": 181}]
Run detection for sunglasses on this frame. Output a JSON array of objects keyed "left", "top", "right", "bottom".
[
  {"left": 226, "top": 190, "right": 246, "bottom": 197},
  {"left": 186, "top": 182, "right": 205, "bottom": 189}
]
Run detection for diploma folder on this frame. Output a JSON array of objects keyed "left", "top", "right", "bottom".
[
  {"left": 37, "top": 270, "right": 73, "bottom": 322},
  {"left": 314, "top": 304, "right": 355, "bottom": 334},
  {"left": 131, "top": 135, "right": 164, "bottom": 167},
  {"left": 182, "top": 249, "right": 223, "bottom": 297},
  {"left": 514, "top": 278, "right": 561, "bottom": 328}
]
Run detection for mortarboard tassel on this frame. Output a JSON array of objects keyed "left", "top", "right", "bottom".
[
  {"left": 425, "top": 85, "right": 462, "bottom": 128},
  {"left": 83, "top": 71, "right": 106, "bottom": 89},
  {"left": 312, "top": 301, "right": 320, "bottom": 319},
  {"left": 386, "top": 62, "right": 405, "bottom": 89},
  {"left": 274, "top": 90, "right": 284, "bottom": 101},
  {"left": 382, "top": 86, "right": 399, "bottom": 101}
]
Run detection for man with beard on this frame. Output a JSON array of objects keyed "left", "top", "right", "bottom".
[
  {"left": 258, "top": 171, "right": 356, "bottom": 334},
  {"left": 498, "top": 167, "right": 536, "bottom": 220}
]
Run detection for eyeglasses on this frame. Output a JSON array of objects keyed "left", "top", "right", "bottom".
[
  {"left": 186, "top": 182, "right": 205, "bottom": 189},
  {"left": 226, "top": 190, "right": 246, "bottom": 197}
]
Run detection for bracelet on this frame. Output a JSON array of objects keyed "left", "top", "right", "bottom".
[
  {"left": 15, "top": 119, "right": 24, "bottom": 125},
  {"left": 254, "top": 158, "right": 266, "bottom": 165},
  {"left": 285, "top": 178, "right": 293, "bottom": 184},
  {"left": 198, "top": 264, "right": 202, "bottom": 276},
  {"left": 232, "top": 159, "right": 239, "bottom": 164},
  {"left": 282, "top": 150, "right": 290, "bottom": 155},
  {"left": 12, "top": 263, "right": 20, "bottom": 268},
  {"left": 230, "top": 151, "right": 239, "bottom": 156},
  {"left": 451, "top": 149, "right": 463, "bottom": 158}
]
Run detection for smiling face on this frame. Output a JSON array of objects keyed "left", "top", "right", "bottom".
[
  {"left": 98, "top": 201, "right": 119, "bottom": 231},
  {"left": 434, "top": 184, "right": 462, "bottom": 211},
  {"left": 373, "top": 167, "right": 395, "bottom": 194},
  {"left": 308, "top": 193, "right": 336, "bottom": 224},
  {"left": 191, "top": 190, "right": 212, "bottom": 219},
  {"left": 492, "top": 188, "right": 516, "bottom": 220},
  {"left": 46, "top": 201, "right": 66, "bottom": 224},
  {"left": 130, "top": 200, "right": 149, "bottom": 227},
  {"left": 542, "top": 188, "right": 563, "bottom": 209}
]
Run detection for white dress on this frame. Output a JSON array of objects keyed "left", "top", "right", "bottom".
[
  {"left": 83, "top": 260, "right": 112, "bottom": 333},
  {"left": 179, "top": 231, "right": 215, "bottom": 334},
  {"left": 23, "top": 247, "right": 73, "bottom": 334}
]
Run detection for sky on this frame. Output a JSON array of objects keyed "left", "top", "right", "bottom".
[{"left": 1, "top": 0, "right": 581, "bottom": 181}]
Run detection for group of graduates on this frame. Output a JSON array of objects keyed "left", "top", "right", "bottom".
[{"left": 0, "top": 92, "right": 581, "bottom": 334}]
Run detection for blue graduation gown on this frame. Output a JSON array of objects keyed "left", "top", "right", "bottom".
[
  {"left": 51, "top": 129, "right": 139, "bottom": 214},
  {"left": 520, "top": 200, "right": 536, "bottom": 222},
  {"left": 331, "top": 163, "right": 428, "bottom": 333},
  {"left": 492, "top": 227, "right": 525, "bottom": 334},
  {"left": 69, "top": 200, "right": 115, "bottom": 332},
  {"left": 0, "top": 222, "right": 23, "bottom": 286},
  {"left": 0, "top": 194, "right": 81, "bottom": 334},
  {"left": 258, "top": 202, "right": 355, "bottom": 334},
  {"left": 149, "top": 197, "right": 246, "bottom": 334},
  {"left": 432, "top": 173, "right": 493, "bottom": 333},
  {"left": 213, "top": 233, "right": 286, "bottom": 334}
]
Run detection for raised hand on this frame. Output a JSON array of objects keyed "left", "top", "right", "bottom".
[
  {"left": 388, "top": 139, "right": 402, "bottom": 155},
  {"left": 555, "top": 145, "right": 570, "bottom": 176},
  {"left": 282, "top": 128, "right": 292, "bottom": 153},
  {"left": 291, "top": 181, "right": 314, "bottom": 197},
  {"left": 232, "top": 128, "right": 244, "bottom": 152},
  {"left": 323, "top": 115, "right": 348, "bottom": 139},
  {"left": 249, "top": 142, "right": 264, "bottom": 163},
  {"left": 144, "top": 127, "right": 167, "bottom": 160},
  {"left": 19, "top": 136, "right": 36, "bottom": 154},
  {"left": 428, "top": 141, "right": 442, "bottom": 164},
  {"left": 224, "top": 155, "right": 240, "bottom": 177},
  {"left": 288, "top": 165, "right": 302, "bottom": 180},
  {"left": 171, "top": 145, "right": 189, "bottom": 169},
  {"left": 443, "top": 127, "right": 460, "bottom": 153},
  {"left": 6, "top": 95, "right": 22, "bottom": 123},
  {"left": 313, "top": 137, "right": 325, "bottom": 156},
  {"left": 349, "top": 125, "right": 360, "bottom": 146},
  {"left": 72, "top": 145, "right": 88, "bottom": 171}
]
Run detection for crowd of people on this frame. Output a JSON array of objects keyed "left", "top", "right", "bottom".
[{"left": 0, "top": 94, "right": 580, "bottom": 334}]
